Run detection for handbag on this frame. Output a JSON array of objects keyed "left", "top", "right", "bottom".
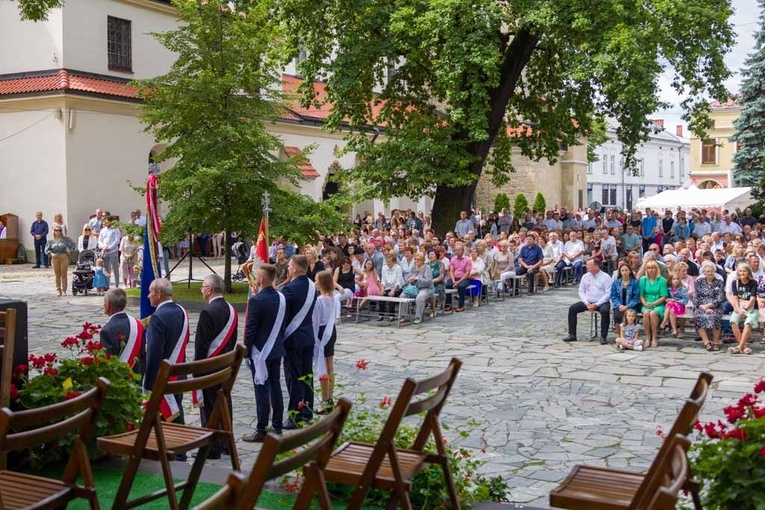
[{"left": 401, "top": 283, "right": 419, "bottom": 298}]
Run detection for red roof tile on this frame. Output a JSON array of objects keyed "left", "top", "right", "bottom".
[
  {"left": 710, "top": 96, "right": 740, "bottom": 109},
  {"left": 283, "top": 146, "right": 320, "bottom": 178},
  {"left": 282, "top": 74, "right": 386, "bottom": 124},
  {"left": 0, "top": 70, "right": 137, "bottom": 99}
]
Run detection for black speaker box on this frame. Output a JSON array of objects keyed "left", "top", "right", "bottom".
[{"left": 0, "top": 299, "right": 28, "bottom": 372}]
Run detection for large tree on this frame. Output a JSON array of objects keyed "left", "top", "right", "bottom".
[
  {"left": 139, "top": 0, "right": 346, "bottom": 291},
  {"left": 731, "top": 0, "right": 765, "bottom": 194},
  {"left": 278, "top": 0, "right": 734, "bottom": 234}
]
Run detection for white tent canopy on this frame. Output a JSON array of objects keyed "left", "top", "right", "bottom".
[{"left": 634, "top": 187, "right": 753, "bottom": 211}]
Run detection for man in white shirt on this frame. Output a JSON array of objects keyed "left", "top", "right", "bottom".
[
  {"left": 87, "top": 208, "right": 104, "bottom": 235},
  {"left": 133, "top": 209, "right": 147, "bottom": 227},
  {"left": 559, "top": 231, "right": 585, "bottom": 285},
  {"left": 719, "top": 215, "right": 743, "bottom": 235},
  {"left": 563, "top": 257, "right": 613, "bottom": 344},
  {"left": 98, "top": 217, "right": 122, "bottom": 287}
]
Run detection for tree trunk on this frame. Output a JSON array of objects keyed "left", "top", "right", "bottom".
[
  {"left": 224, "top": 229, "right": 232, "bottom": 293},
  {"left": 430, "top": 29, "right": 539, "bottom": 235},
  {"left": 431, "top": 183, "right": 476, "bottom": 235}
]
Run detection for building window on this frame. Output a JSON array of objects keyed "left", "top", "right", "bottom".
[
  {"left": 602, "top": 186, "right": 609, "bottom": 205},
  {"left": 659, "top": 158, "right": 663, "bottom": 177},
  {"left": 640, "top": 159, "right": 645, "bottom": 177},
  {"left": 701, "top": 140, "right": 716, "bottom": 164},
  {"left": 610, "top": 155, "right": 615, "bottom": 175},
  {"left": 670, "top": 160, "right": 675, "bottom": 178},
  {"left": 587, "top": 162, "right": 593, "bottom": 174},
  {"left": 386, "top": 58, "right": 397, "bottom": 82},
  {"left": 639, "top": 185, "right": 646, "bottom": 198},
  {"left": 610, "top": 185, "right": 617, "bottom": 205},
  {"left": 107, "top": 16, "right": 132, "bottom": 72},
  {"left": 297, "top": 43, "right": 307, "bottom": 65},
  {"left": 680, "top": 154, "right": 684, "bottom": 176},
  {"left": 602, "top": 159, "right": 607, "bottom": 174}
]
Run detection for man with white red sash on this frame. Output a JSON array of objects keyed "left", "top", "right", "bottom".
[
  {"left": 144, "top": 278, "right": 190, "bottom": 426},
  {"left": 242, "top": 264, "right": 286, "bottom": 443},
  {"left": 100, "top": 288, "right": 143, "bottom": 372},
  {"left": 280, "top": 254, "right": 316, "bottom": 429},
  {"left": 193, "top": 274, "right": 238, "bottom": 458}
]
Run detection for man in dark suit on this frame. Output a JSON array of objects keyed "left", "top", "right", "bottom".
[
  {"left": 194, "top": 274, "right": 238, "bottom": 457},
  {"left": 280, "top": 254, "right": 316, "bottom": 428},
  {"left": 242, "top": 264, "right": 286, "bottom": 443},
  {"left": 100, "top": 288, "right": 143, "bottom": 372},
  {"left": 145, "top": 277, "right": 189, "bottom": 425}
]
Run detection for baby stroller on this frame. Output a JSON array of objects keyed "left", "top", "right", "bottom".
[{"left": 71, "top": 249, "right": 96, "bottom": 296}]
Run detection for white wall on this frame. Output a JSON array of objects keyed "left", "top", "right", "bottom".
[
  {"left": 63, "top": 98, "right": 157, "bottom": 233},
  {"left": 0, "top": 103, "right": 67, "bottom": 248},
  {"left": 0, "top": 3, "right": 63, "bottom": 74},
  {"left": 62, "top": 0, "right": 178, "bottom": 79}
]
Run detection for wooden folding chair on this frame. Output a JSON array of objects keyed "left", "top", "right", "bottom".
[
  {"left": 645, "top": 434, "right": 691, "bottom": 510},
  {"left": 0, "top": 308, "right": 17, "bottom": 409},
  {"left": 324, "top": 358, "right": 463, "bottom": 510},
  {"left": 0, "top": 377, "right": 109, "bottom": 509},
  {"left": 194, "top": 398, "right": 353, "bottom": 510},
  {"left": 550, "top": 372, "right": 712, "bottom": 510},
  {"left": 97, "top": 345, "right": 245, "bottom": 510}
]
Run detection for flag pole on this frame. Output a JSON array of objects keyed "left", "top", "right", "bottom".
[{"left": 261, "top": 190, "right": 271, "bottom": 254}]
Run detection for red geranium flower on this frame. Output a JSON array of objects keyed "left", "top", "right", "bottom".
[
  {"left": 726, "top": 428, "right": 748, "bottom": 441},
  {"left": 64, "top": 390, "right": 82, "bottom": 400},
  {"left": 12, "top": 364, "right": 28, "bottom": 377},
  {"left": 81, "top": 357, "right": 94, "bottom": 366},
  {"left": 754, "top": 407, "right": 765, "bottom": 419},
  {"left": 355, "top": 358, "right": 369, "bottom": 371},
  {"left": 755, "top": 380, "right": 765, "bottom": 394},
  {"left": 77, "top": 330, "right": 93, "bottom": 340},
  {"left": 297, "top": 401, "right": 306, "bottom": 410},
  {"left": 318, "top": 374, "right": 329, "bottom": 383},
  {"left": 61, "top": 337, "right": 79, "bottom": 348},
  {"left": 126, "top": 423, "right": 135, "bottom": 432},
  {"left": 43, "top": 367, "right": 58, "bottom": 377},
  {"left": 379, "top": 396, "right": 392, "bottom": 409},
  {"left": 117, "top": 333, "right": 126, "bottom": 341},
  {"left": 724, "top": 404, "right": 746, "bottom": 424},
  {"left": 760, "top": 446, "right": 765, "bottom": 457},
  {"left": 43, "top": 353, "right": 56, "bottom": 363},
  {"left": 9, "top": 383, "right": 19, "bottom": 400},
  {"left": 739, "top": 393, "right": 758, "bottom": 408}
]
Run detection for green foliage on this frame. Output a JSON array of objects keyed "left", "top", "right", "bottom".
[
  {"left": 13, "top": 0, "right": 63, "bottom": 21},
  {"left": 690, "top": 379, "right": 765, "bottom": 510},
  {"left": 14, "top": 323, "right": 143, "bottom": 470},
  {"left": 277, "top": 0, "right": 734, "bottom": 227},
  {"left": 513, "top": 194, "right": 529, "bottom": 219},
  {"left": 532, "top": 192, "right": 547, "bottom": 214},
  {"left": 111, "top": 221, "right": 144, "bottom": 243},
  {"left": 731, "top": 0, "right": 765, "bottom": 196},
  {"left": 587, "top": 116, "right": 609, "bottom": 164},
  {"left": 493, "top": 193, "right": 511, "bottom": 213}
]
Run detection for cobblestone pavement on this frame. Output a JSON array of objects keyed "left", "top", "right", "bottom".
[{"left": 2, "top": 261, "right": 764, "bottom": 507}]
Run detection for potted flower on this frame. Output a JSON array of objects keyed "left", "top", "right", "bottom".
[
  {"left": 691, "top": 378, "right": 765, "bottom": 510},
  {"left": 11, "top": 322, "right": 144, "bottom": 469}
]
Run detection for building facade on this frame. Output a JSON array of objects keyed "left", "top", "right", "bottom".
[
  {"left": 688, "top": 99, "right": 741, "bottom": 188},
  {"left": 587, "top": 120, "right": 689, "bottom": 211}
]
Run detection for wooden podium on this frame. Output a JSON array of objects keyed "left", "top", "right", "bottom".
[{"left": 0, "top": 213, "right": 19, "bottom": 264}]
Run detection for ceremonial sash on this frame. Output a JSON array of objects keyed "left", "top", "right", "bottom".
[
  {"left": 159, "top": 306, "right": 189, "bottom": 421},
  {"left": 313, "top": 299, "right": 338, "bottom": 379},
  {"left": 119, "top": 315, "right": 143, "bottom": 371},
  {"left": 284, "top": 279, "right": 315, "bottom": 339},
  {"left": 250, "top": 293, "right": 286, "bottom": 385},
  {"left": 192, "top": 303, "right": 237, "bottom": 407}
]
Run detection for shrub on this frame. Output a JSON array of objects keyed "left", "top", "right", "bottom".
[
  {"left": 493, "top": 193, "right": 511, "bottom": 213},
  {"left": 689, "top": 378, "right": 765, "bottom": 510},
  {"left": 12, "top": 323, "right": 144, "bottom": 469},
  {"left": 513, "top": 194, "right": 529, "bottom": 219},
  {"left": 532, "top": 192, "right": 546, "bottom": 213}
]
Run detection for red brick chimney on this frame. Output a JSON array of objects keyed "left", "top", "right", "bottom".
[
  {"left": 676, "top": 125, "right": 683, "bottom": 137},
  {"left": 651, "top": 119, "right": 664, "bottom": 128}
]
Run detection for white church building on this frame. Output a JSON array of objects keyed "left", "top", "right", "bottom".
[{"left": 0, "top": 0, "right": 431, "bottom": 249}]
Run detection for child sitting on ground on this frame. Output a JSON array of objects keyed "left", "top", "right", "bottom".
[{"left": 615, "top": 308, "right": 643, "bottom": 351}]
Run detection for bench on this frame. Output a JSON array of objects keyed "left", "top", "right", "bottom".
[
  {"left": 355, "top": 295, "right": 415, "bottom": 326},
  {"left": 443, "top": 285, "right": 476, "bottom": 313}
]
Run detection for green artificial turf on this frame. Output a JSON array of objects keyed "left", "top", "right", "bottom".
[{"left": 125, "top": 281, "right": 251, "bottom": 303}]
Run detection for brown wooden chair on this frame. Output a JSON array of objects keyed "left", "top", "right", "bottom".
[
  {"left": 645, "top": 434, "right": 691, "bottom": 510},
  {"left": 323, "top": 358, "right": 463, "bottom": 510},
  {"left": 0, "top": 377, "right": 109, "bottom": 509},
  {"left": 194, "top": 397, "right": 353, "bottom": 510},
  {"left": 0, "top": 308, "right": 17, "bottom": 410},
  {"left": 549, "top": 372, "right": 712, "bottom": 510},
  {"left": 97, "top": 344, "right": 245, "bottom": 510}
]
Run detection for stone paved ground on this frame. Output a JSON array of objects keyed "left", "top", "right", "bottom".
[{"left": 2, "top": 261, "right": 764, "bottom": 508}]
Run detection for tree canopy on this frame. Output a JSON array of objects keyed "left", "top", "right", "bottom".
[
  {"left": 139, "top": 0, "right": 347, "bottom": 289},
  {"left": 278, "top": 0, "right": 735, "bottom": 232},
  {"left": 731, "top": 0, "right": 765, "bottom": 196}
]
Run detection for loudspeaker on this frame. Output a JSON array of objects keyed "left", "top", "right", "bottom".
[{"left": 0, "top": 299, "right": 28, "bottom": 371}]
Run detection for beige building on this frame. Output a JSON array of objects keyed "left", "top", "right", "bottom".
[
  {"left": 475, "top": 140, "right": 589, "bottom": 212},
  {"left": 689, "top": 99, "right": 741, "bottom": 188}
]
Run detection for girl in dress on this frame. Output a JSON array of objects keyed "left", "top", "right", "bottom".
[
  {"left": 312, "top": 270, "right": 339, "bottom": 414},
  {"left": 615, "top": 309, "right": 643, "bottom": 351},
  {"left": 358, "top": 258, "right": 382, "bottom": 310},
  {"left": 661, "top": 274, "right": 689, "bottom": 338},
  {"left": 93, "top": 258, "right": 109, "bottom": 295}
]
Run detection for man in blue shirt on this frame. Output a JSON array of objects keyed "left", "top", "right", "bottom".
[
  {"left": 641, "top": 208, "right": 657, "bottom": 252},
  {"left": 516, "top": 233, "right": 545, "bottom": 295},
  {"left": 29, "top": 211, "right": 49, "bottom": 268}
]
